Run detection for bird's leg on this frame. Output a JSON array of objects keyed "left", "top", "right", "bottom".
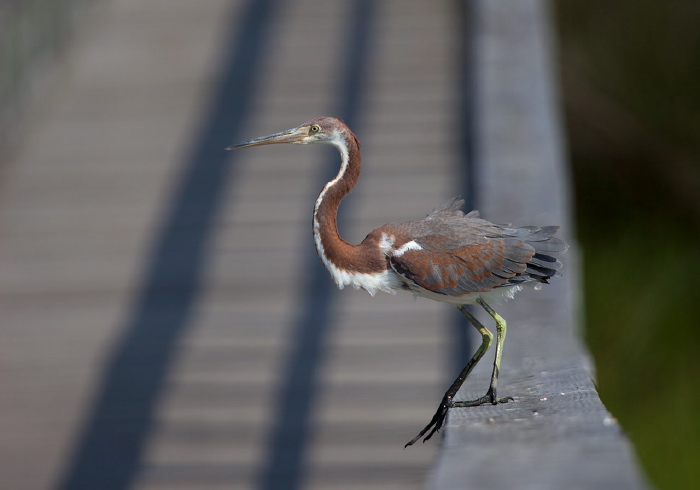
[
  {"left": 451, "top": 298, "right": 512, "bottom": 407},
  {"left": 404, "top": 305, "right": 493, "bottom": 447}
]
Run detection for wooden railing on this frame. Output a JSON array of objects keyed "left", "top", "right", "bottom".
[{"left": 428, "top": 1, "right": 647, "bottom": 487}]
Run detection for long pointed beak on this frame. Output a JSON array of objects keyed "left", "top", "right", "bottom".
[{"left": 226, "top": 126, "right": 308, "bottom": 150}]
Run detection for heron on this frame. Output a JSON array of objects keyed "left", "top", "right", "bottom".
[{"left": 226, "top": 116, "right": 568, "bottom": 447}]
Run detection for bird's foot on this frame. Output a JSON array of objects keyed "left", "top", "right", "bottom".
[
  {"left": 404, "top": 400, "right": 450, "bottom": 448},
  {"left": 404, "top": 392, "right": 513, "bottom": 448},
  {"left": 453, "top": 386, "right": 513, "bottom": 407},
  {"left": 452, "top": 394, "right": 514, "bottom": 407}
]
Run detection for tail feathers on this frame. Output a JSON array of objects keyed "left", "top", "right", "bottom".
[
  {"left": 529, "top": 252, "right": 562, "bottom": 270},
  {"left": 509, "top": 226, "right": 568, "bottom": 286}
]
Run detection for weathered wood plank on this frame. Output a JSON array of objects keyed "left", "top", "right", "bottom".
[
  {"left": 0, "top": 0, "right": 451, "bottom": 489},
  {"left": 0, "top": 0, "right": 649, "bottom": 488},
  {"left": 428, "top": 1, "right": 647, "bottom": 488}
]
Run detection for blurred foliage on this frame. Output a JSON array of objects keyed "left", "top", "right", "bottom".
[{"left": 556, "top": 1, "right": 700, "bottom": 488}]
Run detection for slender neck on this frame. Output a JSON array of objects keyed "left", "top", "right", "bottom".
[
  {"left": 313, "top": 131, "right": 383, "bottom": 274},
  {"left": 313, "top": 131, "right": 360, "bottom": 246}
]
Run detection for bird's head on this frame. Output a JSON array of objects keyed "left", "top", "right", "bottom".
[{"left": 226, "top": 117, "right": 350, "bottom": 150}]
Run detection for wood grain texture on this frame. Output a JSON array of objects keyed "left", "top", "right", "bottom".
[
  {"left": 0, "top": 0, "right": 648, "bottom": 488},
  {"left": 427, "top": 1, "right": 647, "bottom": 488}
]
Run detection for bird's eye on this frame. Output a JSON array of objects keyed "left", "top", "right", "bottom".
[{"left": 310, "top": 124, "right": 320, "bottom": 133}]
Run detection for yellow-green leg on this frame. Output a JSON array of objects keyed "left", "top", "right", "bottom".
[
  {"left": 405, "top": 299, "right": 511, "bottom": 447},
  {"left": 474, "top": 298, "right": 513, "bottom": 407}
]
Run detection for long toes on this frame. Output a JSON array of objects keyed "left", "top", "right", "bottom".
[
  {"left": 451, "top": 395, "right": 490, "bottom": 408},
  {"left": 405, "top": 405, "right": 449, "bottom": 448},
  {"left": 422, "top": 415, "right": 446, "bottom": 443},
  {"left": 404, "top": 416, "right": 443, "bottom": 447}
]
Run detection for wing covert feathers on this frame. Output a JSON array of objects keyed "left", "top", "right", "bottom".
[{"left": 387, "top": 198, "right": 568, "bottom": 297}]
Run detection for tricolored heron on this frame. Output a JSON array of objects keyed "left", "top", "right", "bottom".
[{"left": 226, "top": 116, "right": 568, "bottom": 447}]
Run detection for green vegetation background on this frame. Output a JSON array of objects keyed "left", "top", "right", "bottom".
[{"left": 556, "top": 2, "right": 700, "bottom": 488}]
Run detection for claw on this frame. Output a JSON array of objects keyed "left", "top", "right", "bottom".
[
  {"left": 405, "top": 393, "right": 514, "bottom": 447},
  {"left": 405, "top": 403, "right": 449, "bottom": 447}
]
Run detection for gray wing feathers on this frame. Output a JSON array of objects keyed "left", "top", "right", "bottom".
[
  {"left": 426, "top": 197, "right": 480, "bottom": 220},
  {"left": 387, "top": 199, "right": 569, "bottom": 295},
  {"left": 508, "top": 226, "right": 568, "bottom": 283}
]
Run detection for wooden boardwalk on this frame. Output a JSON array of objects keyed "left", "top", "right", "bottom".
[{"left": 0, "top": 0, "right": 645, "bottom": 489}]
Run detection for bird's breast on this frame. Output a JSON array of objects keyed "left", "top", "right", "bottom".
[{"left": 326, "top": 264, "right": 403, "bottom": 296}]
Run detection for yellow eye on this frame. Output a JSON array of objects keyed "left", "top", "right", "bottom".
[{"left": 310, "top": 124, "right": 320, "bottom": 133}]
